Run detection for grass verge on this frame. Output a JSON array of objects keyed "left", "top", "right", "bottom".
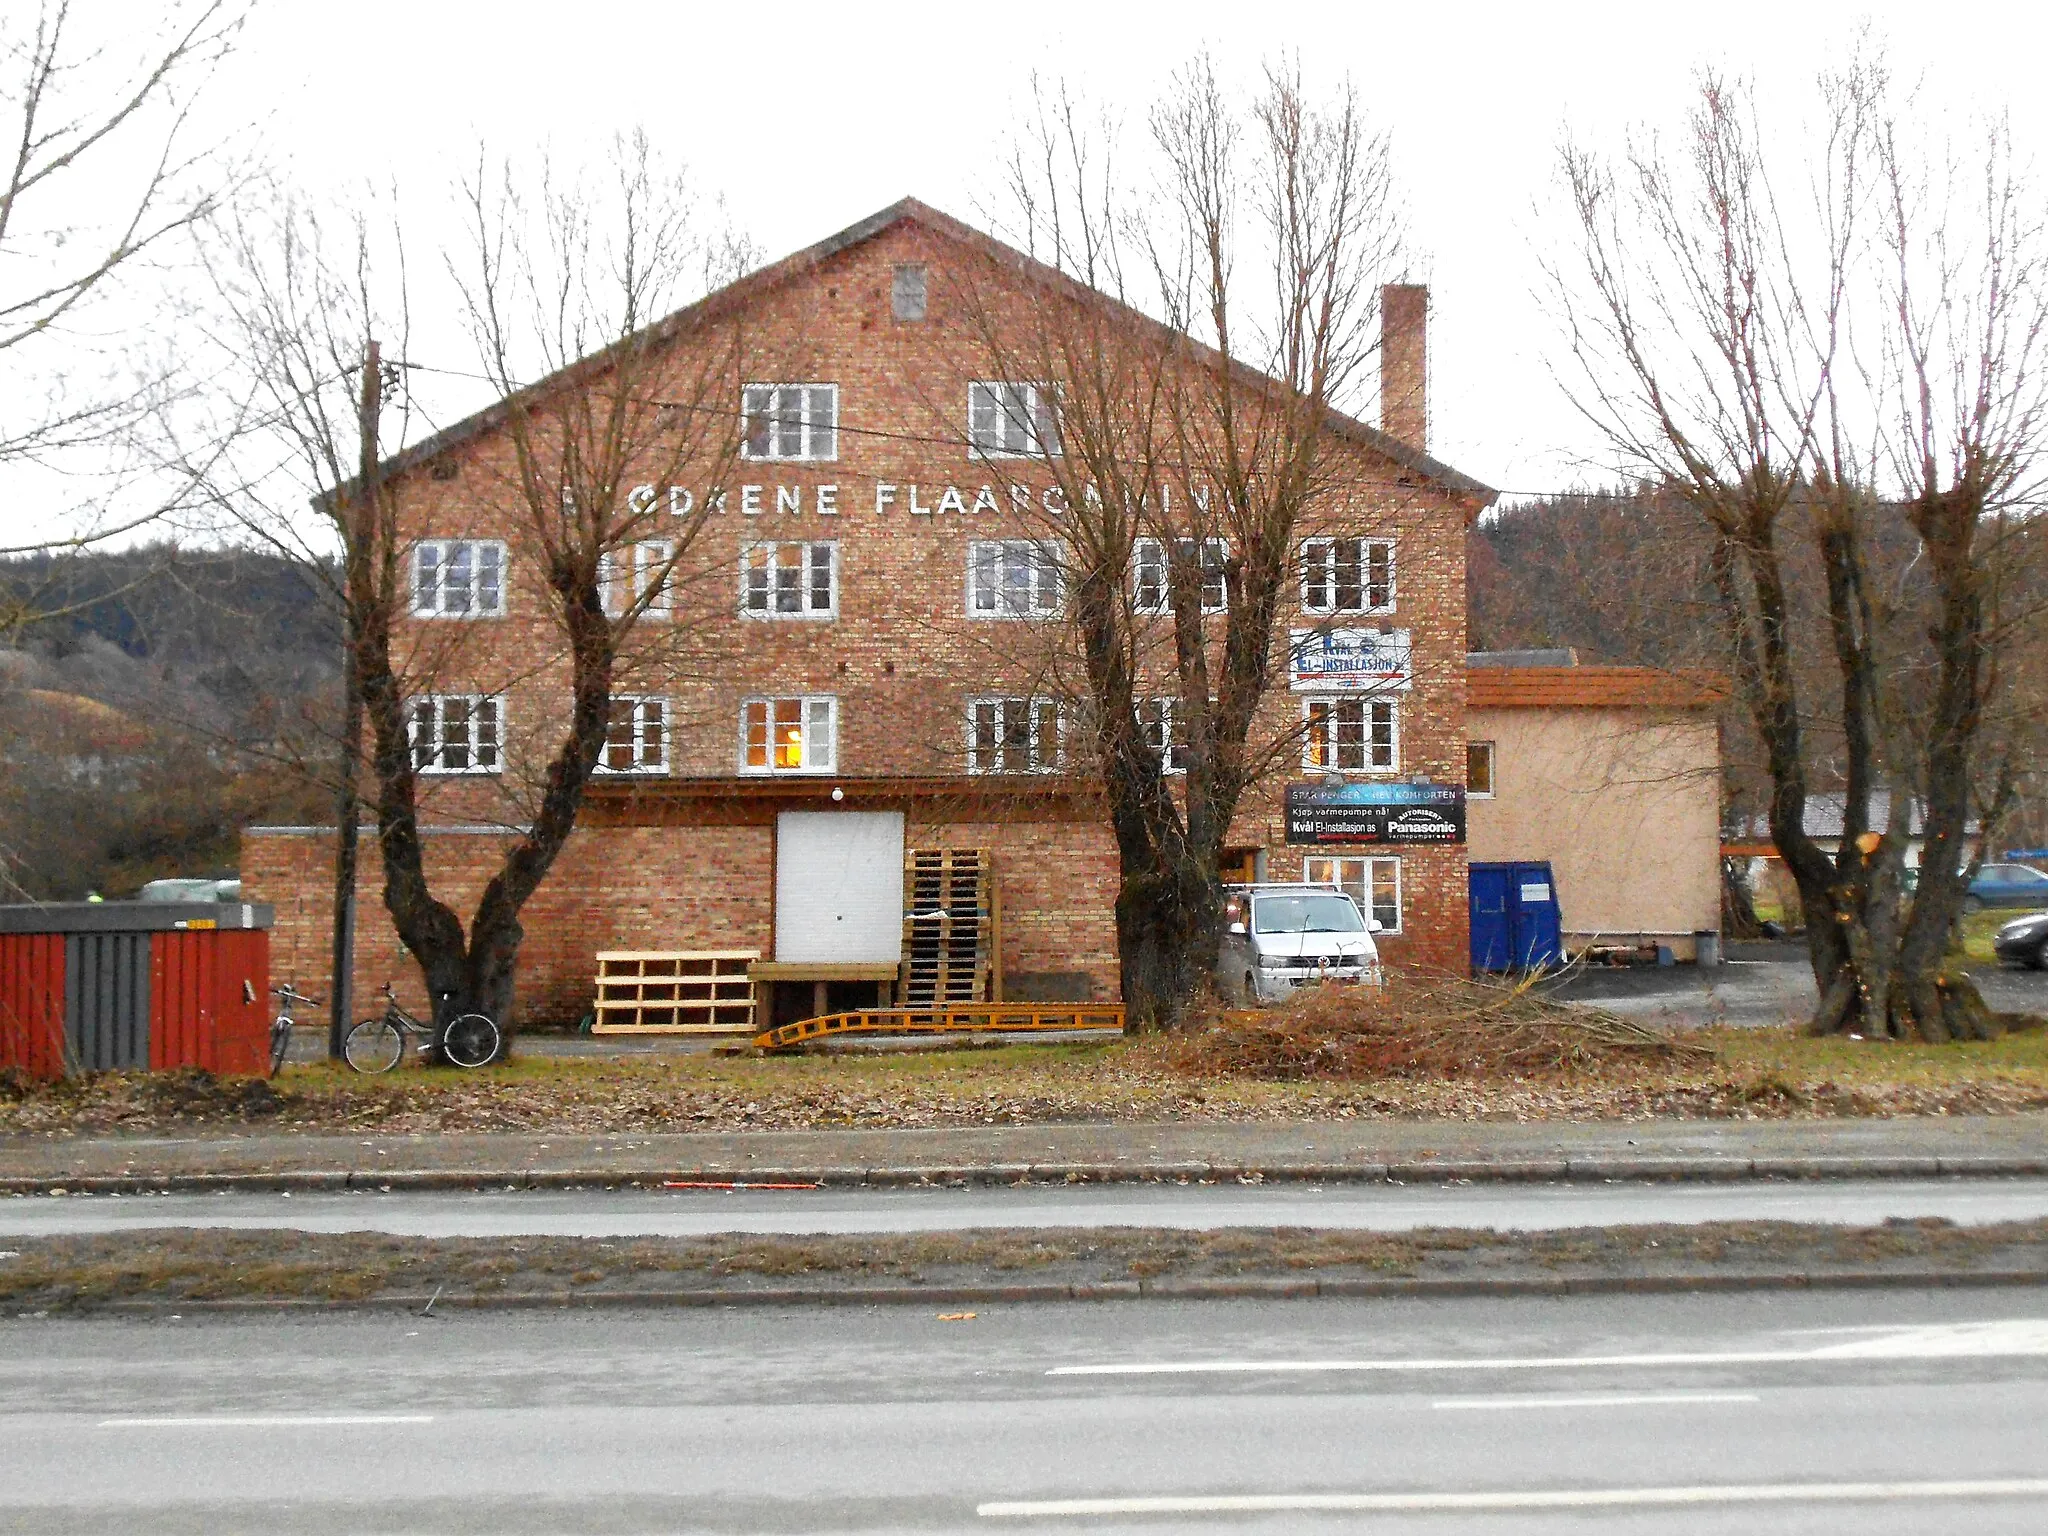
[
  {"left": 9, "top": 1010, "right": 2048, "bottom": 1138},
  {"left": 2, "top": 1219, "right": 2043, "bottom": 1312}
]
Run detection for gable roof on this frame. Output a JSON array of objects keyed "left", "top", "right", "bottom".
[{"left": 372, "top": 197, "right": 1497, "bottom": 506}]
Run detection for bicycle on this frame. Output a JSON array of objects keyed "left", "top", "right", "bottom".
[
  {"left": 270, "top": 983, "right": 321, "bottom": 1076},
  {"left": 344, "top": 983, "right": 502, "bottom": 1073}
]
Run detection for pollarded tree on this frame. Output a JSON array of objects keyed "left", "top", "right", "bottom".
[
  {"left": 358, "top": 135, "right": 753, "bottom": 1046},
  {"left": 953, "top": 61, "right": 1424, "bottom": 1031},
  {"left": 196, "top": 136, "right": 754, "bottom": 1051},
  {"left": 1549, "top": 58, "right": 2048, "bottom": 1039}
]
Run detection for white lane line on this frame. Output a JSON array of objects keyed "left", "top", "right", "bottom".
[
  {"left": 977, "top": 1478, "right": 2048, "bottom": 1518},
  {"left": 97, "top": 1415, "right": 433, "bottom": 1428},
  {"left": 1431, "top": 1393, "right": 1757, "bottom": 1411},
  {"left": 1049, "top": 1318, "right": 2048, "bottom": 1377},
  {"left": 1055, "top": 1350, "right": 1827, "bottom": 1376}
]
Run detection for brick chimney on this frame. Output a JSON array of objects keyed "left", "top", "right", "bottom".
[{"left": 1380, "top": 283, "right": 1428, "bottom": 451}]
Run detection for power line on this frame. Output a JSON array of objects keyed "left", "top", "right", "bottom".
[{"left": 397, "top": 359, "right": 1606, "bottom": 499}]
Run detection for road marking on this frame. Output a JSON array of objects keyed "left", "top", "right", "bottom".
[
  {"left": 977, "top": 1478, "right": 2048, "bottom": 1518},
  {"left": 1048, "top": 1318, "right": 2048, "bottom": 1377},
  {"left": 97, "top": 1415, "right": 434, "bottom": 1428},
  {"left": 1431, "top": 1393, "right": 1757, "bottom": 1410}
]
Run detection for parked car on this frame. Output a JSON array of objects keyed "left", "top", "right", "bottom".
[
  {"left": 1963, "top": 863, "right": 2048, "bottom": 914},
  {"left": 1219, "top": 883, "right": 1382, "bottom": 1005},
  {"left": 138, "top": 877, "right": 242, "bottom": 903},
  {"left": 1993, "top": 911, "right": 2048, "bottom": 970}
]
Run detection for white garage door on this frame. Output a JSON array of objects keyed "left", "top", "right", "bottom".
[{"left": 774, "top": 811, "right": 905, "bottom": 963}]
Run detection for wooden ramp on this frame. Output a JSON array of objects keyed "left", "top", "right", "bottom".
[{"left": 753, "top": 1003, "right": 1124, "bottom": 1052}]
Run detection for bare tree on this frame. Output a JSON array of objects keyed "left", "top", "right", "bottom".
[
  {"left": 183, "top": 186, "right": 414, "bottom": 1051},
  {"left": 958, "top": 61, "right": 1413, "bottom": 1031},
  {"left": 0, "top": 1, "right": 247, "bottom": 572},
  {"left": 1549, "top": 58, "right": 2048, "bottom": 1039},
  {"left": 195, "top": 137, "right": 752, "bottom": 1050},
  {"left": 358, "top": 134, "right": 751, "bottom": 1045}
]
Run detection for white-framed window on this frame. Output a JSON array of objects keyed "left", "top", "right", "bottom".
[
  {"left": 968, "top": 381, "right": 1059, "bottom": 457},
  {"left": 1301, "top": 537, "right": 1394, "bottom": 614},
  {"left": 596, "top": 696, "right": 668, "bottom": 774},
  {"left": 1467, "top": 740, "right": 1496, "bottom": 798},
  {"left": 600, "top": 540, "right": 674, "bottom": 619},
  {"left": 409, "top": 694, "right": 502, "bottom": 775},
  {"left": 1141, "top": 696, "right": 1189, "bottom": 774},
  {"left": 1304, "top": 855, "right": 1402, "bottom": 935},
  {"left": 1132, "top": 537, "right": 1229, "bottom": 615},
  {"left": 742, "top": 383, "right": 837, "bottom": 461},
  {"left": 741, "top": 695, "right": 836, "bottom": 773},
  {"left": 741, "top": 540, "right": 837, "bottom": 619},
  {"left": 967, "top": 696, "right": 1063, "bottom": 774},
  {"left": 892, "top": 263, "right": 927, "bottom": 321},
  {"left": 1303, "top": 696, "right": 1398, "bottom": 773},
  {"left": 411, "top": 540, "right": 506, "bottom": 618},
  {"left": 968, "top": 540, "right": 1063, "bottom": 618}
]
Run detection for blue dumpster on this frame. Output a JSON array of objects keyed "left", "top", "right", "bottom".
[{"left": 1469, "top": 861, "right": 1563, "bottom": 972}]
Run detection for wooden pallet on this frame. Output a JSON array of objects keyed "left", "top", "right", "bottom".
[
  {"left": 901, "top": 848, "right": 992, "bottom": 1005},
  {"left": 755, "top": 1004, "right": 1124, "bottom": 1052},
  {"left": 591, "top": 951, "right": 757, "bottom": 1034}
]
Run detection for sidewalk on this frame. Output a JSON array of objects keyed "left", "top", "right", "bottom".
[{"left": 6, "top": 1113, "right": 2048, "bottom": 1193}]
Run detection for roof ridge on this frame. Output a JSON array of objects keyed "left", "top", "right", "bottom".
[{"left": 367, "top": 197, "right": 1496, "bottom": 505}]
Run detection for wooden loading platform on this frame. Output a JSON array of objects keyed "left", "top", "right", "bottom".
[{"left": 752, "top": 1003, "right": 1125, "bottom": 1052}]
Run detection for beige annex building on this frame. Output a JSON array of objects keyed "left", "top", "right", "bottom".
[{"left": 1465, "top": 655, "right": 1723, "bottom": 961}]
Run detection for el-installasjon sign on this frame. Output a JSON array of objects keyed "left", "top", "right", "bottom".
[
  {"left": 1289, "top": 628, "right": 1412, "bottom": 692},
  {"left": 1285, "top": 780, "right": 1467, "bottom": 845}
]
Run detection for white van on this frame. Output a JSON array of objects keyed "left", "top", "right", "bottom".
[{"left": 1218, "top": 883, "right": 1383, "bottom": 1005}]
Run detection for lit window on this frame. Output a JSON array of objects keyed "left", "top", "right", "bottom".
[
  {"left": 1132, "top": 538, "right": 1229, "bottom": 615},
  {"left": 741, "top": 696, "right": 836, "bottom": 774},
  {"left": 409, "top": 695, "right": 502, "bottom": 775},
  {"left": 1301, "top": 537, "right": 1394, "bottom": 614},
  {"left": 1304, "top": 855, "right": 1402, "bottom": 934},
  {"left": 967, "top": 697, "right": 1063, "bottom": 773},
  {"left": 741, "top": 541, "right": 837, "bottom": 618},
  {"left": 742, "top": 384, "right": 838, "bottom": 461},
  {"left": 968, "top": 540, "right": 1063, "bottom": 618},
  {"left": 596, "top": 697, "right": 668, "bottom": 774},
  {"left": 968, "top": 381, "right": 1059, "bottom": 457},
  {"left": 599, "top": 540, "right": 673, "bottom": 618},
  {"left": 411, "top": 540, "right": 506, "bottom": 618},
  {"left": 1141, "top": 697, "right": 1189, "bottom": 774},
  {"left": 1467, "top": 741, "right": 1495, "bottom": 797},
  {"left": 1303, "top": 697, "right": 1397, "bottom": 773}
]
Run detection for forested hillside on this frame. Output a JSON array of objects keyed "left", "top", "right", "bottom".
[
  {"left": 0, "top": 546, "right": 341, "bottom": 899},
  {"left": 1470, "top": 496, "right": 2048, "bottom": 851}
]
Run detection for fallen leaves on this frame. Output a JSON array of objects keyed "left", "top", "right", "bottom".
[{"left": 5, "top": 1024, "right": 2048, "bottom": 1139}]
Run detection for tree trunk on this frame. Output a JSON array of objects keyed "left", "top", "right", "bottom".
[
  {"left": 1720, "top": 857, "right": 1763, "bottom": 940},
  {"left": 1113, "top": 854, "right": 1220, "bottom": 1033}
]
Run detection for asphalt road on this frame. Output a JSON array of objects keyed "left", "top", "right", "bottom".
[
  {"left": 5, "top": 1290, "right": 2048, "bottom": 1533},
  {"left": 8, "top": 1176, "right": 2048, "bottom": 1239},
  {"left": 1543, "top": 948, "right": 2048, "bottom": 1029}
]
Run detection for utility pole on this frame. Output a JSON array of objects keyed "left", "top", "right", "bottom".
[{"left": 329, "top": 339, "right": 381, "bottom": 1058}]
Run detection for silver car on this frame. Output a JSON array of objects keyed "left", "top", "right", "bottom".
[{"left": 1219, "top": 883, "right": 1384, "bottom": 1005}]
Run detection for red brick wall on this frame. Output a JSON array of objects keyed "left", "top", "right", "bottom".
[
  {"left": 244, "top": 812, "right": 1123, "bottom": 1026},
  {"left": 253, "top": 207, "right": 1480, "bottom": 1020}
]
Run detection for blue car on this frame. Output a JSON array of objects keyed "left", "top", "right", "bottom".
[{"left": 1964, "top": 862, "right": 2048, "bottom": 914}]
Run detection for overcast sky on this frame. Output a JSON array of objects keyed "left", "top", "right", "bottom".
[{"left": 16, "top": 0, "right": 2048, "bottom": 541}]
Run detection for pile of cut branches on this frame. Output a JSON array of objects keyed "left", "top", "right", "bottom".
[{"left": 1170, "top": 972, "right": 1715, "bottom": 1082}]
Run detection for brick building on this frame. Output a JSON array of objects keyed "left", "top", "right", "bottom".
[{"left": 243, "top": 199, "right": 1496, "bottom": 1027}]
